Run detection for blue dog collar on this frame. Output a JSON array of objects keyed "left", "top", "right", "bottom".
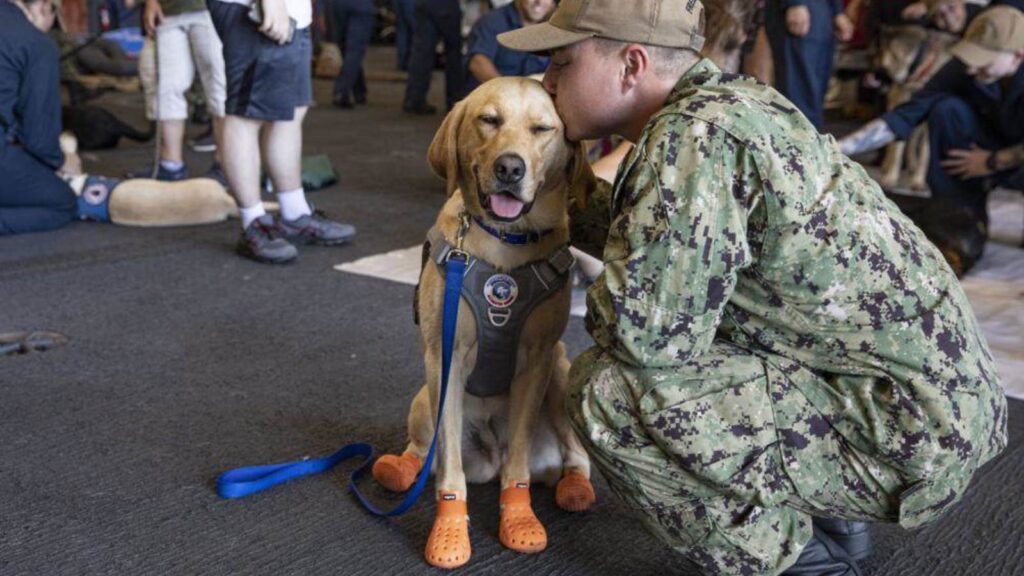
[{"left": 471, "top": 216, "right": 553, "bottom": 245}]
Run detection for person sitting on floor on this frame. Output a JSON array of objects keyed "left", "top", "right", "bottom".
[
  {"left": 840, "top": 5, "right": 1024, "bottom": 275},
  {"left": 462, "top": 0, "right": 554, "bottom": 96},
  {"left": 0, "top": 0, "right": 78, "bottom": 236}
]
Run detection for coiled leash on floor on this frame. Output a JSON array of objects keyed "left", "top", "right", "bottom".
[{"left": 217, "top": 215, "right": 472, "bottom": 517}]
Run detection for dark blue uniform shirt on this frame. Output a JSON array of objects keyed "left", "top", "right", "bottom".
[
  {"left": 0, "top": 1, "right": 64, "bottom": 170},
  {"left": 464, "top": 3, "right": 548, "bottom": 94},
  {"left": 883, "top": 58, "right": 1024, "bottom": 146}
]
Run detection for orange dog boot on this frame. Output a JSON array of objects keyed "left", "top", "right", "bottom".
[
  {"left": 499, "top": 481, "right": 548, "bottom": 553},
  {"left": 424, "top": 491, "right": 471, "bottom": 569},
  {"left": 371, "top": 452, "right": 422, "bottom": 493},
  {"left": 555, "top": 470, "right": 596, "bottom": 512}
]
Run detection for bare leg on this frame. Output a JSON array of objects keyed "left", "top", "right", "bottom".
[
  {"left": 159, "top": 119, "right": 186, "bottom": 164},
  {"left": 222, "top": 115, "right": 264, "bottom": 209},
  {"left": 262, "top": 107, "right": 307, "bottom": 193},
  {"left": 212, "top": 115, "right": 225, "bottom": 166}
]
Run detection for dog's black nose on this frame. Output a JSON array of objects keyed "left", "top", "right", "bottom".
[{"left": 494, "top": 154, "right": 526, "bottom": 184}]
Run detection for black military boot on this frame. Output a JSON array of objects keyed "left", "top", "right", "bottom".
[
  {"left": 781, "top": 526, "right": 864, "bottom": 576},
  {"left": 813, "top": 518, "right": 872, "bottom": 562}
]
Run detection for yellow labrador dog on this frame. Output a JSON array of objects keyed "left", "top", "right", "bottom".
[{"left": 371, "top": 77, "right": 597, "bottom": 570}]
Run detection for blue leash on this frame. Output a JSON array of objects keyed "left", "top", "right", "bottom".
[{"left": 217, "top": 250, "right": 468, "bottom": 518}]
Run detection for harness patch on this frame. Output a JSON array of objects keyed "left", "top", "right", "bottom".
[{"left": 484, "top": 274, "right": 518, "bottom": 327}]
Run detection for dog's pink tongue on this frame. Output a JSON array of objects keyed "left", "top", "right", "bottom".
[{"left": 490, "top": 194, "right": 525, "bottom": 219}]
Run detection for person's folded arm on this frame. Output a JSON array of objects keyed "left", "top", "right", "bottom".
[{"left": 585, "top": 119, "right": 753, "bottom": 368}]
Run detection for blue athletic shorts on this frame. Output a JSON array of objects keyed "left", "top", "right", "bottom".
[{"left": 207, "top": 0, "right": 313, "bottom": 121}]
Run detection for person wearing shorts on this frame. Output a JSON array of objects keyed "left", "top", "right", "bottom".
[{"left": 207, "top": 0, "right": 356, "bottom": 263}]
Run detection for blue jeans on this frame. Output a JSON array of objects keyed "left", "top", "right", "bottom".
[
  {"left": 765, "top": 0, "right": 836, "bottom": 130},
  {"left": 0, "top": 143, "right": 76, "bottom": 236},
  {"left": 330, "top": 0, "right": 376, "bottom": 102},
  {"left": 925, "top": 97, "right": 1015, "bottom": 216},
  {"left": 393, "top": 0, "right": 415, "bottom": 71},
  {"left": 404, "top": 0, "right": 462, "bottom": 110}
]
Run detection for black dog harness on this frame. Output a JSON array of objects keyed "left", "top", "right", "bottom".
[{"left": 416, "top": 220, "right": 575, "bottom": 398}]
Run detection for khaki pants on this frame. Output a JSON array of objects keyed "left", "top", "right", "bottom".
[{"left": 139, "top": 10, "right": 226, "bottom": 121}]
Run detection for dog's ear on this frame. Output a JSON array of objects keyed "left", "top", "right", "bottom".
[
  {"left": 567, "top": 142, "right": 597, "bottom": 211},
  {"left": 428, "top": 100, "right": 467, "bottom": 197}
]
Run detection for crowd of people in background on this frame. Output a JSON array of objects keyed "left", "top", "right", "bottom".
[{"left": 0, "top": 0, "right": 1022, "bottom": 273}]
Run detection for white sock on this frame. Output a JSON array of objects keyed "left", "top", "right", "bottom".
[
  {"left": 277, "top": 188, "right": 312, "bottom": 221},
  {"left": 240, "top": 204, "right": 267, "bottom": 230},
  {"left": 160, "top": 159, "right": 184, "bottom": 172}
]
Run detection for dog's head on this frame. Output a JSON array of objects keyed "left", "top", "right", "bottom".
[
  {"left": 879, "top": 26, "right": 929, "bottom": 83},
  {"left": 428, "top": 77, "right": 595, "bottom": 231}
]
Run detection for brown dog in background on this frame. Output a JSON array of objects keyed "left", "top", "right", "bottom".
[
  {"left": 370, "top": 77, "right": 597, "bottom": 570},
  {"left": 877, "top": 25, "right": 958, "bottom": 191}
]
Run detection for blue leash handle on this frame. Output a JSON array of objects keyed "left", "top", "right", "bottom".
[{"left": 216, "top": 253, "right": 468, "bottom": 519}]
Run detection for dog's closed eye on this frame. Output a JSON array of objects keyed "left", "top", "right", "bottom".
[
  {"left": 531, "top": 125, "right": 556, "bottom": 135},
  {"left": 480, "top": 114, "right": 502, "bottom": 127}
]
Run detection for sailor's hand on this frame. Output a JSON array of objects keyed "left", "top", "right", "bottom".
[
  {"left": 941, "top": 144, "right": 995, "bottom": 179},
  {"left": 260, "top": 0, "right": 291, "bottom": 44},
  {"left": 786, "top": 6, "right": 812, "bottom": 37}
]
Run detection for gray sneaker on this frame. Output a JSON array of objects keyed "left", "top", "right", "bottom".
[
  {"left": 276, "top": 210, "right": 356, "bottom": 246},
  {"left": 237, "top": 214, "right": 298, "bottom": 264}
]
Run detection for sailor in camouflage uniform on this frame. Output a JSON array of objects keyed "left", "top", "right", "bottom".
[{"left": 499, "top": 1, "right": 1007, "bottom": 574}]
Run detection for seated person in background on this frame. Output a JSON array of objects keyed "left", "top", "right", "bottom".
[
  {"left": 463, "top": 0, "right": 554, "bottom": 95},
  {"left": 0, "top": 0, "right": 78, "bottom": 236},
  {"left": 53, "top": 31, "right": 139, "bottom": 79},
  {"left": 840, "top": 6, "right": 1024, "bottom": 274}
]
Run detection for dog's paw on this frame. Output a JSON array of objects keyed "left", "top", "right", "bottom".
[
  {"left": 499, "top": 483, "right": 548, "bottom": 554},
  {"left": 555, "top": 470, "right": 596, "bottom": 512},
  {"left": 372, "top": 453, "right": 422, "bottom": 493},
  {"left": 425, "top": 493, "right": 471, "bottom": 569}
]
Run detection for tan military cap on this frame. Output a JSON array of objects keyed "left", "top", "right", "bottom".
[
  {"left": 498, "top": 0, "right": 706, "bottom": 53},
  {"left": 951, "top": 6, "right": 1024, "bottom": 68}
]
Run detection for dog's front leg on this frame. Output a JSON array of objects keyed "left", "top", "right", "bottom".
[
  {"left": 498, "top": 347, "right": 554, "bottom": 554},
  {"left": 423, "top": 346, "right": 472, "bottom": 570},
  {"left": 547, "top": 343, "right": 597, "bottom": 513}
]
